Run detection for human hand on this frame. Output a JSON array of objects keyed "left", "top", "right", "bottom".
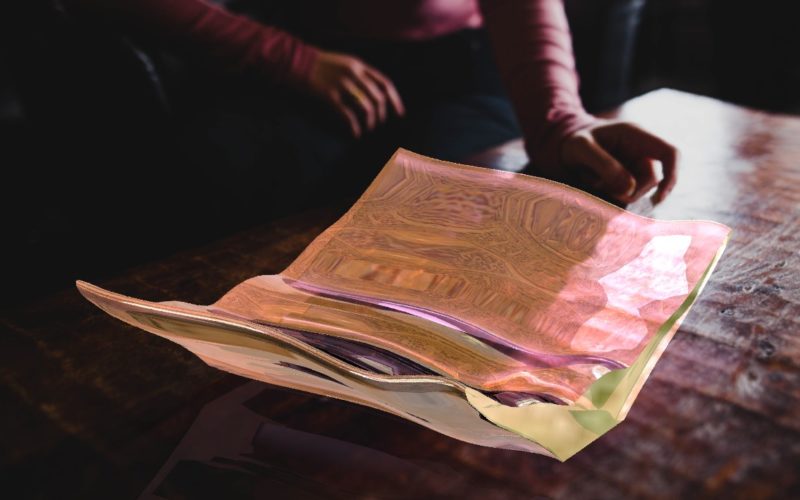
[
  {"left": 559, "top": 120, "right": 678, "bottom": 205},
  {"left": 306, "top": 50, "right": 405, "bottom": 138}
]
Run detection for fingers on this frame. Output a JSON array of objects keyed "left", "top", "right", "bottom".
[
  {"left": 572, "top": 134, "right": 636, "bottom": 200},
  {"left": 354, "top": 74, "right": 387, "bottom": 123},
  {"left": 329, "top": 90, "right": 362, "bottom": 138},
  {"left": 349, "top": 66, "right": 406, "bottom": 127},
  {"left": 630, "top": 157, "right": 659, "bottom": 201},
  {"left": 654, "top": 141, "right": 678, "bottom": 204},
  {"left": 342, "top": 78, "right": 376, "bottom": 131},
  {"left": 335, "top": 67, "right": 404, "bottom": 137},
  {"left": 365, "top": 67, "right": 405, "bottom": 117},
  {"left": 618, "top": 123, "right": 678, "bottom": 203},
  {"left": 309, "top": 51, "right": 405, "bottom": 138},
  {"left": 592, "top": 122, "right": 679, "bottom": 204}
]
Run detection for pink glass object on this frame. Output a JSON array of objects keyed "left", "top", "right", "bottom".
[{"left": 77, "top": 148, "right": 730, "bottom": 459}]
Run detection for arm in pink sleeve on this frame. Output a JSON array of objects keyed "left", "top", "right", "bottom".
[
  {"left": 479, "top": 0, "right": 596, "bottom": 171},
  {"left": 67, "top": 0, "right": 319, "bottom": 87}
]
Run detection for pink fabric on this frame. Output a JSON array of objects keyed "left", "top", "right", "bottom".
[
  {"left": 303, "top": 0, "right": 484, "bottom": 40},
  {"left": 70, "top": 0, "right": 319, "bottom": 87},
  {"left": 480, "top": 0, "right": 597, "bottom": 170},
  {"left": 70, "top": 0, "right": 595, "bottom": 169}
]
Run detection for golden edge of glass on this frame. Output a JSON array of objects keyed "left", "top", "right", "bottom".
[{"left": 466, "top": 232, "right": 730, "bottom": 461}]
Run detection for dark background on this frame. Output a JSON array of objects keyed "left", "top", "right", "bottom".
[{"left": 1, "top": 0, "right": 799, "bottom": 304}]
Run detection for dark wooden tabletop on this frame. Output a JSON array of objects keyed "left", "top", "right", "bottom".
[{"left": 2, "top": 89, "right": 799, "bottom": 499}]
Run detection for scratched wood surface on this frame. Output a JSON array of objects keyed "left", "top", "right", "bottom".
[{"left": 1, "top": 89, "right": 798, "bottom": 498}]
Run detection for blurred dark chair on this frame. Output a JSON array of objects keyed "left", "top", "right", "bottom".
[{"left": 4, "top": 1, "right": 202, "bottom": 302}]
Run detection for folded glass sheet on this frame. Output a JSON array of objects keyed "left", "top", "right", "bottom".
[{"left": 78, "top": 148, "right": 730, "bottom": 460}]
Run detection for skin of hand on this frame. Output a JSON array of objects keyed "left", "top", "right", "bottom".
[
  {"left": 306, "top": 50, "right": 406, "bottom": 137},
  {"left": 559, "top": 119, "right": 678, "bottom": 205}
]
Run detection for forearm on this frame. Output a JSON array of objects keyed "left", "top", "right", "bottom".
[
  {"left": 480, "top": 0, "right": 595, "bottom": 170},
  {"left": 66, "top": 0, "right": 318, "bottom": 87}
]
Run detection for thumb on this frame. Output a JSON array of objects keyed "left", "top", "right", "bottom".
[{"left": 577, "top": 139, "right": 636, "bottom": 199}]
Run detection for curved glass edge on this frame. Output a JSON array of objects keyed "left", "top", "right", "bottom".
[
  {"left": 75, "top": 280, "right": 555, "bottom": 456},
  {"left": 465, "top": 232, "right": 730, "bottom": 462},
  {"left": 75, "top": 224, "right": 726, "bottom": 462}
]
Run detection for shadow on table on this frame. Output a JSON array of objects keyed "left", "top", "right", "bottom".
[{"left": 140, "top": 382, "right": 549, "bottom": 500}]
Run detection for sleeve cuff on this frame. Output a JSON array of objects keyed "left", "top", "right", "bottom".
[{"left": 284, "top": 42, "right": 319, "bottom": 89}]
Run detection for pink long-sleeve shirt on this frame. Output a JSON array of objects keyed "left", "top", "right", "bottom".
[{"left": 69, "top": 0, "right": 595, "bottom": 169}]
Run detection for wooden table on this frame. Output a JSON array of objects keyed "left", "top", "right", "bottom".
[{"left": 2, "top": 89, "right": 798, "bottom": 498}]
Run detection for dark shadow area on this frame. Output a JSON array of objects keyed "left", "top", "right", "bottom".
[
  {"left": 633, "top": 0, "right": 800, "bottom": 113},
  {"left": 142, "top": 382, "right": 544, "bottom": 500}
]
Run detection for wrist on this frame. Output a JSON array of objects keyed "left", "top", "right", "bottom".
[
  {"left": 526, "top": 110, "right": 597, "bottom": 172},
  {"left": 286, "top": 43, "right": 321, "bottom": 90}
]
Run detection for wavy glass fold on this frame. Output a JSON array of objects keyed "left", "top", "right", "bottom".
[{"left": 78, "top": 149, "right": 730, "bottom": 460}]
